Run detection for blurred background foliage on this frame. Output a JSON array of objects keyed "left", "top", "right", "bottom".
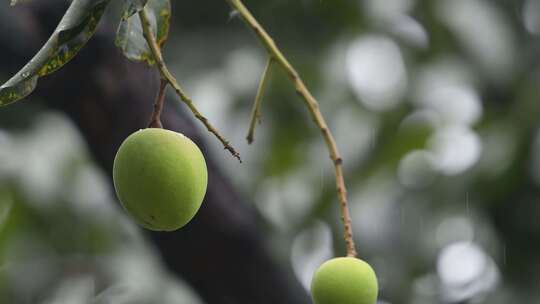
[{"left": 1, "top": 0, "right": 540, "bottom": 303}]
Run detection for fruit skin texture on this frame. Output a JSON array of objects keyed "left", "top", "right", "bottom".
[
  {"left": 113, "top": 128, "right": 208, "bottom": 231},
  {"left": 311, "top": 257, "right": 378, "bottom": 304}
]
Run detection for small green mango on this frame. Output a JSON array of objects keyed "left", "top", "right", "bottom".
[
  {"left": 113, "top": 128, "right": 208, "bottom": 231},
  {"left": 311, "top": 257, "right": 378, "bottom": 304}
]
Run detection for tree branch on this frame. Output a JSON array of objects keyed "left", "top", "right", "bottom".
[
  {"left": 246, "top": 56, "right": 273, "bottom": 144},
  {"left": 139, "top": 8, "right": 242, "bottom": 162},
  {"left": 148, "top": 78, "right": 167, "bottom": 128},
  {"left": 226, "top": 0, "right": 357, "bottom": 257}
]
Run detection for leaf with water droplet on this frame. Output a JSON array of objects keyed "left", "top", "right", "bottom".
[
  {"left": 0, "top": 0, "right": 111, "bottom": 107},
  {"left": 115, "top": 0, "right": 171, "bottom": 66}
]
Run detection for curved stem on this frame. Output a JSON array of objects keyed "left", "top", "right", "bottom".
[
  {"left": 148, "top": 78, "right": 167, "bottom": 128},
  {"left": 246, "top": 57, "right": 273, "bottom": 144},
  {"left": 226, "top": 0, "right": 357, "bottom": 257},
  {"left": 139, "top": 9, "right": 242, "bottom": 162}
]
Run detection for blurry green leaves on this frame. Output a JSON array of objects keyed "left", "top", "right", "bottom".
[
  {"left": 115, "top": 0, "right": 171, "bottom": 65},
  {"left": 0, "top": 190, "right": 13, "bottom": 231},
  {"left": 0, "top": 0, "right": 111, "bottom": 107}
]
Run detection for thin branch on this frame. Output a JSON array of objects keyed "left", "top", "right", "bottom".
[
  {"left": 246, "top": 57, "right": 273, "bottom": 144},
  {"left": 148, "top": 78, "right": 168, "bottom": 128},
  {"left": 226, "top": 0, "right": 357, "bottom": 257},
  {"left": 139, "top": 9, "right": 242, "bottom": 162}
]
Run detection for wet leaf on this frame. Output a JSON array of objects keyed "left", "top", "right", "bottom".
[
  {"left": 0, "top": 0, "right": 111, "bottom": 106},
  {"left": 115, "top": 0, "right": 171, "bottom": 65}
]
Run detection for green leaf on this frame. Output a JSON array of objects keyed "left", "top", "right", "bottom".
[
  {"left": 115, "top": 0, "right": 171, "bottom": 65},
  {"left": 0, "top": 0, "right": 111, "bottom": 107},
  {"left": 121, "top": 0, "right": 149, "bottom": 19}
]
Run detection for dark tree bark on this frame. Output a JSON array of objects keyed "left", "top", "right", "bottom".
[{"left": 0, "top": 2, "right": 309, "bottom": 303}]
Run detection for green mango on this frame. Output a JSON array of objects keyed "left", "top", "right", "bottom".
[
  {"left": 311, "top": 257, "right": 378, "bottom": 304},
  {"left": 113, "top": 128, "right": 208, "bottom": 231}
]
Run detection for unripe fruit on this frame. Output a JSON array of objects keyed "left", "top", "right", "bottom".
[
  {"left": 311, "top": 257, "right": 378, "bottom": 304},
  {"left": 113, "top": 128, "right": 208, "bottom": 231}
]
